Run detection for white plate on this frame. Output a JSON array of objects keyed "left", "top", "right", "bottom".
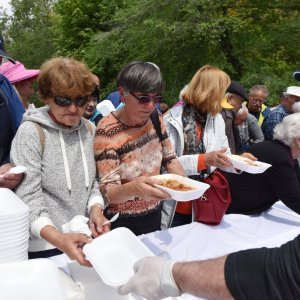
[
  {"left": 83, "top": 227, "right": 154, "bottom": 287},
  {"left": 0, "top": 259, "right": 66, "bottom": 300},
  {"left": 0, "top": 189, "right": 29, "bottom": 217},
  {"left": 152, "top": 174, "right": 210, "bottom": 202},
  {"left": 227, "top": 154, "right": 272, "bottom": 174}
]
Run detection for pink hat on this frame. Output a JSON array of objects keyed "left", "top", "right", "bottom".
[{"left": 0, "top": 61, "right": 39, "bottom": 84}]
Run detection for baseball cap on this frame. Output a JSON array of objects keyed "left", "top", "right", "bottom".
[{"left": 226, "top": 81, "right": 248, "bottom": 101}]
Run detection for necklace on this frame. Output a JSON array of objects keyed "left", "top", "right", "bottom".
[{"left": 112, "top": 112, "right": 149, "bottom": 132}]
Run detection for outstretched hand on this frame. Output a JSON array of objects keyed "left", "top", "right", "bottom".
[
  {"left": 118, "top": 256, "right": 181, "bottom": 300},
  {"left": 56, "top": 232, "right": 93, "bottom": 267},
  {"left": 204, "top": 148, "right": 232, "bottom": 168}
]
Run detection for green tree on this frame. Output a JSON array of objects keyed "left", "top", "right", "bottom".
[
  {"left": 53, "top": 0, "right": 128, "bottom": 57},
  {"left": 2, "top": 0, "right": 56, "bottom": 68},
  {"left": 83, "top": 0, "right": 300, "bottom": 105}
]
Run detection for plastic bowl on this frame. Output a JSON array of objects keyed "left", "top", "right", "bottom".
[
  {"left": 152, "top": 174, "right": 210, "bottom": 202},
  {"left": 83, "top": 227, "right": 154, "bottom": 287},
  {"left": 227, "top": 155, "right": 272, "bottom": 174}
]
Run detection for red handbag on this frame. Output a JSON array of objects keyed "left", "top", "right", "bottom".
[{"left": 193, "top": 170, "right": 232, "bottom": 225}]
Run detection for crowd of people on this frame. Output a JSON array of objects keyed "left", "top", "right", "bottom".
[{"left": 1, "top": 32, "right": 300, "bottom": 299}]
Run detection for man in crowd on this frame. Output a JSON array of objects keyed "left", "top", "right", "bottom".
[
  {"left": 221, "top": 81, "right": 246, "bottom": 153},
  {"left": 0, "top": 34, "right": 25, "bottom": 189},
  {"left": 262, "top": 86, "right": 300, "bottom": 140},
  {"left": 118, "top": 232, "right": 300, "bottom": 300},
  {"left": 246, "top": 84, "right": 271, "bottom": 125}
]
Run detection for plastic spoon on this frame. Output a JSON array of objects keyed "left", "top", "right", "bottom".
[{"left": 103, "top": 212, "right": 120, "bottom": 226}]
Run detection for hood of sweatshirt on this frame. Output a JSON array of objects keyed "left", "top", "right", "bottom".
[{"left": 23, "top": 106, "right": 91, "bottom": 191}]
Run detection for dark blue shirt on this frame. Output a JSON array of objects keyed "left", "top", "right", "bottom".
[{"left": 262, "top": 104, "right": 291, "bottom": 140}]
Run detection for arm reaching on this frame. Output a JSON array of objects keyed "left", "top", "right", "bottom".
[{"left": 118, "top": 256, "right": 233, "bottom": 300}]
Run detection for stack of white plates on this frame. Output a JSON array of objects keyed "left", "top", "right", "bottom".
[{"left": 0, "top": 188, "right": 29, "bottom": 263}]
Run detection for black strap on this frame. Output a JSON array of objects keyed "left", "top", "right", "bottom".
[{"left": 150, "top": 109, "right": 163, "bottom": 142}]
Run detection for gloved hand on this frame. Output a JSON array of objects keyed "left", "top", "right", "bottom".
[{"left": 118, "top": 256, "right": 182, "bottom": 300}]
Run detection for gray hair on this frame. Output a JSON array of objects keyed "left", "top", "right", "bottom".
[
  {"left": 116, "top": 61, "right": 164, "bottom": 93},
  {"left": 249, "top": 85, "right": 269, "bottom": 97},
  {"left": 273, "top": 113, "right": 300, "bottom": 146},
  {"left": 236, "top": 104, "right": 249, "bottom": 116}
]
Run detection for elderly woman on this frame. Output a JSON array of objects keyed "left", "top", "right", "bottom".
[
  {"left": 0, "top": 61, "right": 39, "bottom": 110},
  {"left": 10, "top": 57, "right": 109, "bottom": 266},
  {"left": 94, "top": 61, "right": 185, "bottom": 235},
  {"left": 163, "top": 65, "right": 234, "bottom": 227},
  {"left": 225, "top": 113, "right": 300, "bottom": 215}
]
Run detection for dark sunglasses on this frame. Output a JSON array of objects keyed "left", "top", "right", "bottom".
[
  {"left": 130, "top": 92, "right": 163, "bottom": 104},
  {"left": 54, "top": 95, "right": 89, "bottom": 107}
]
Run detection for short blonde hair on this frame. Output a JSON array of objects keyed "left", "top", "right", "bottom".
[
  {"left": 182, "top": 65, "right": 231, "bottom": 115},
  {"left": 38, "top": 57, "right": 96, "bottom": 100}
]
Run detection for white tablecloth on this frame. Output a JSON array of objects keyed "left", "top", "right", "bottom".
[{"left": 51, "top": 202, "right": 300, "bottom": 300}]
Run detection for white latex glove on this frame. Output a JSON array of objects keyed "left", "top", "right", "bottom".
[{"left": 118, "top": 256, "right": 182, "bottom": 300}]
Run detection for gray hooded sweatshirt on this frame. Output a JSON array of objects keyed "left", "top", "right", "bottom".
[{"left": 11, "top": 106, "right": 105, "bottom": 252}]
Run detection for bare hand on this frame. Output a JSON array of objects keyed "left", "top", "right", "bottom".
[
  {"left": 204, "top": 148, "right": 232, "bottom": 168},
  {"left": 89, "top": 205, "right": 110, "bottom": 238},
  {"left": 56, "top": 232, "right": 93, "bottom": 267},
  {"left": 241, "top": 152, "right": 257, "bottom": 161},
  {"left": 0, "top": 163, "right": 24, "bottom": 189},
  {"left": 131, "top": 176, "right": 171, "bottom": 201}
]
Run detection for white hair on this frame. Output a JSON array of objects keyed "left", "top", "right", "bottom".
[
  {"left": 236, "top": 103, "right": 248, "bottom": 116},
  {"left": 273, "top": 113, "right": 300, "bottom": 146}
]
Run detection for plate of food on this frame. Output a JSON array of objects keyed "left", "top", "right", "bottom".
[
  {"left": 227, "top": 154, "right": 272, "bottom": 174},
  {"left": 152, "top": 174, "right": 210, "bottom": 202},
  {"left": 83, "top": 227, "right": 154, "bottom": 287}
]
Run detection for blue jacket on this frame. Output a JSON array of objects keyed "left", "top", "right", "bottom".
[{"left": 0, "top": 74, "right": 25, "bottom": 165}]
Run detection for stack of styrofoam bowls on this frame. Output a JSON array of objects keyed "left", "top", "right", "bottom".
[{"left": 0, "top": 188, "right": 29, "bottom": 263}]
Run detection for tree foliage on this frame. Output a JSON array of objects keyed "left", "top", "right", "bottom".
[
  {"left": 2, "top": 0, "right": 300, "bottom": 106},
  {"left": 1, "top": 0, "right": 56, "bottom": 68}
]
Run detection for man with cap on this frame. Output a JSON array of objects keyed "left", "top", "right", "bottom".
[
  {"left": 262, "top": 86, "right": 300, "bottom": 140},
  {"left": 247, "top": 85, "right": 271, "bottom": 125},
  {"left": 221, "top": 81, "right": 245, "bottom": 154},
  {"left": 223, "top": 81, "right": 264, "bottom": 151},
  {"left": 0, "top": 34, "right": 25, "bottom": 189}
]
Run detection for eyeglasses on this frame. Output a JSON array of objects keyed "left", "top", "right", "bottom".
[
  {"left": 130, "top": 92, "right": 163, "bottom": 104},
  {"left": 251, "top": 98, "right": 265, "bottom": 105},
  {"left": 54, "top": 95, "right": 89, "bottom": 107}
]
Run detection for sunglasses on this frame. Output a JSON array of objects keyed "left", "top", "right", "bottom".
[
  {"left": 130, "top": 92, "right": 163, "bottom": 104},
  {"left": 54, "top": 95, "right": 89, "bottom": 107}
]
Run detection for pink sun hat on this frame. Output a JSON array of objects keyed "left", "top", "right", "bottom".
[{"left": 0, "top": 61, "right": 39, "bottom": 84}]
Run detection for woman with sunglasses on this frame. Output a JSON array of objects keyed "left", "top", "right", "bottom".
[
  {"left": 94, "top": 61, "right": 185, "bottom": 235},
  {"left": 10, "top": 57, "right": 109, "bottom": 266}
]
